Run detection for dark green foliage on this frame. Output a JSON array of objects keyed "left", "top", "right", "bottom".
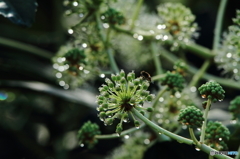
[
  {"left": 101, "top": 8, "right": 125, "bottom": 25},
  {"left": 229, "top": 96, "right": 240, "bottom": 120}
]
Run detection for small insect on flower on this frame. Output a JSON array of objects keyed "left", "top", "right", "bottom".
[{"left": 140, "top": 71, "right": 152, "bottom": 83}]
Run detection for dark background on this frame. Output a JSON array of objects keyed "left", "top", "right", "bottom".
[{"left": 0, "top": 0, "right": 239, "bottom": 159}]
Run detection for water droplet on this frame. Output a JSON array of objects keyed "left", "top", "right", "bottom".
[
  {"left": 144, "top": 139, "right": 150, "bottom": 145},
  {"left": 219, "top": 138, "right": 222, "bottom": 141},
  {"left": 159, "top": 132, "right": 162, "bottom": 135},
  {"left": 201, "top": 95, "right": 206, "bottom": 98},
  {"left": 195, "top": 147, "right": 200, "bottom": 151},
  {"left": 80, "top": 143, "right": 84, "bottom": 147},
  {"left": 124, "top": 135, "right": 129, "bottom": 139},
  {"left": 218, "top": 99, "right": 223, "bottom": 102},
  {"left": 136, "top": 126, "right": 140, "bottom": 129},
  {"left": 230, "top": 120, "right": 237, "bottom": 124},
  {"left": 116, "top": 133, "right": 120, "bottom": 137}
]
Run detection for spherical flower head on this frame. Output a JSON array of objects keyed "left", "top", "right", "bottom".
[
  {"left": 101, "top": 8, "right": 125, "bottom": 25},
  {"left": 96, "top": 70, "right": 155, "bottom": 135},
  {"left": 229, "top": 96, "right": 240, "bottom": 120},
  {"left": 205, "top": 121, "right": 230, "bottom": 150},
  {"left": 215, "top": 10, "right": 240, "bottom": 80},
  {"left": 52, "top": 46, "right": 92, "bottom": 88},
  {"left": 173, "top": 60, "right": 188, "bottom": 76},
  {"left": 160, "top": 71, "right": 185, "bottom": 95},
  {"left": 178, "top": 106, "right": 204, "bottom": 128},
  {"left": 198, "top": 81, "right": 225, "bottom": 103},
  {"left": 77, "top": 121, "right": 101, "bottom": 149},
  {"left": 157, "top": 3, "right": 198, "bottom": 51}
]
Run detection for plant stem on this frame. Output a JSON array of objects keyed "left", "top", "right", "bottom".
[
  {"left": 130, "top": 0, "right": 144, "bottom": 30},
  {"left": 213, "top": 0, "right": 227, "bottom": 51},
  {"left": 95, "top": 11, "right": 119, "bottom": 73},
  {"left": 235, "top": 144, "right": 240, "bottom": 159},
  {"left": 149, "top": 86, "right": 168, "bottom": 120},
  {"left": 189, "top": 60, "right": 211, "bottom": 87},
  {"left": 131, "top": 107, "right": 193, "bottom": 145},
  {"left": 0, "top": 37, "right": 52, "bottom": 60},
  {"left": 200, "top": 99, "right": 212, "bottom": 143},
  {"left": 95, "top": 124, "right": 145, "bottom": 139},
  {"left": 189, "top": 128, "right": 199, "bottom": 145},
  {"left": 150, "top": 41, "right": 163, "bottom": 75}
]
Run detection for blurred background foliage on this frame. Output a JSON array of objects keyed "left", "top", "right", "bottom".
[{"left": 0, "top": 0, "right": 239, "bottom": 159}]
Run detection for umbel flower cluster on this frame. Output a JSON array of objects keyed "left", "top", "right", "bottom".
[
  {"left": 215, "top": 10, "right": 240, "bottom": 80},
  {"left": 198, "top": 81, "right": 225, "bottom": 103},
  {"left": 157, "top": 3, "right": 198, "bottom": 50},
  {"left": 178, "top": 106, "right": 204, "bottom": 128},
  {"left": 101, "top": 8, "right": 125, "bottom": 26},
  {"left": 96, "top": 70, "right": 155, "bottom": 135},
  {"left": 205, "top": 121, "right": 230, "bottom": 151},
  {"left": 77, "top": 121, "right": 101, "bottom": 149},
  {"left": 228, "top": 96, "right": 240, "bottom": 120}
]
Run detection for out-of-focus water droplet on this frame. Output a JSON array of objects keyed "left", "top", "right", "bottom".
[
  {"left": 136, "top": 126, "right": 140, "bottom": 129},
  {"left": 68, "top": 29, "right": 74, "bottom": 34},
  {"left": 218, "top": 99, "right": 223, "bottom": 102},
  {"left": 124, "top": 135, "right": 129, "bottom": 139},
  {"left": 230, "top": 120, "right": 236, "bottom": 124},
  {"left": 80, "top": 143, "right": 84, "bottom": 147},
  {"left": 144, "top": 139, "right": 150, "bottom": 145},
  {"left": 190, "top": 86, "right": 196, "bottom": 92},
  {"left": 100, "top": 74, "right": 105, "bottom": 78},
  {"left": 159, "top": 132, "right": 162, "bottom": 135},
  {"left": 195, "top": 147, "right": 200, "bottom": 151},
  {"left": 219, "top": 138, "right": 222, "bottom": 141},
  {"left": 0, "top": 92, "right": 8, "bottom": 100}
]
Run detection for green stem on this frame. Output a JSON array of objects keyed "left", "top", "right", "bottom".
[
  {"left": 213, "top": 0, "right": 227, "bottom": 51},
  {"left": 95, "top": 124, "right": 145, "bottom": 139},
  {"left": 149, "top": 86, "right": 168, "bottom": 120},
  {"left": 0, "top": 37, "right": 52, "bottom": 60},
  {"left": 235, "top": 144, "right": 240, "bottom": 159},
  {"left": 95, "top": 11, "right": 119, "bottom": 73},
  {"left": 189, "top": 60, "right": 211, "bottom": 87},
  {"left": 150, "top": 41, "right": 163, "bottom": 75},
  {"left": 131, "top": 107, "right": 193, "bottom": 145},
  {"left": 209, "top": 155, "right": 214, "bottom": 159},
  {"left": 130, "top": 0, "right": 144, "bottom": 30},
  {"left": 131, "top": 108, "right": 233, "bottom": 159},
  {"left": 200, "top": 99, "right": 212, "bottom": 143},
  {"left": 189, "top": 128, "right": 199, "bottom": 145}
]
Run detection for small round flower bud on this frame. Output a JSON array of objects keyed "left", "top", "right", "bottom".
[
  {"left": 116, "top": 123, "right": 123, "bottom": 135},
  {"left": 178, "top": 106, "right": 204, "bottom": 128},
  {"left": 134, "top": 120, "right": 140, "bottom": 128},
  {"left": 198, "top": 81, "right": 225, "bottom": 103},
  {"left": 147, "top": 107, "right": 153, "bottom": 112},
  {"left": 120, "top": 69, "right": 126, "bottom": 77}
]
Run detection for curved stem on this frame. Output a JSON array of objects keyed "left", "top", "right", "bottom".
[
  {"left": 213, "top": 0, "right": 227, "bottom": 51},
  {"left": 189, "top": 60, "right": 211, "bottom": 87},
  {"left": 131, "top": 107, "right": 193, "bottom": 145},
  {"left": 0, "top": 37, "right": 52, "bottom": 60},
  {"left": 130, "top": 0, "right": 144, "bottom": 30},
  {"left": 200, "top": 99, "right": 212, "bottom": 143},
  {"left": 150, "top": 41, "right": 163, "bottom": 75},
  {"left": 95, "top": 124, "right": 145, "bottom": 139},
  {"left": 189, "top": 128, "right": 199, "bottom": 145}
]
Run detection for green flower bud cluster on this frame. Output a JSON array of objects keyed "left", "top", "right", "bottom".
[
  {"left": 96, "top": 70, "right": 155, "bottom": 135},
  {"left": 157, "top": 3, "right": 198, "bottom": 51},
  {"left": 77, "top": 121, "right": 101, "bottom": 149},
  {"left": 160, "top": 71, "right": 185, "bottom": 95},
  {"left": 205, "top": 121, "right": 230, "bottom": 151},
  {"left": 215, "top": 10, "right": 240, "bottom": 81},
  {"left": 173, "top": 60, "right": 188, "bottom": 76},
  {"left": 178, "top": 106, "right": 204, "bottom": 128},
  {"left": 101, "top": 8, "right": 125, "bottom": 25},
  {"left": 52, "top": 45, "right": 94, "bottom": 88},
  {"left": 198, "top": 81, "right": 225, "bottom": 103},
  {"left": 64, "top": 48, "right": 87, "bottom": 75},
  {"left": 229, "top": 96, "right": 240, "bottom": 120}
]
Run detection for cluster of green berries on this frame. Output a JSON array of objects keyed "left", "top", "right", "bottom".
[
  {"left": 229, "top": 96, "right": 240, "bottom": 120},
  {"left": 64, "top": 48, "right": 87, "bottom": 76},
  {"left": 198, "top": 81, "right": 225, "bottom": 103},
  {"left": 96, "top": 70, "right": 155, "bottom": 135},
  {"left": 77, "top": 121, "right": 101, "bottom": 149},
  {"left": 160, "top": 71, "right": 185, "bottom": 94},
  {"left": 205, "top": 121, "right": 230, "bottom": 151},
  {"left": 101, "top": 8, "right": 125, "bottom": 25},
  {"left": 178, "top": 106, "right": 204, "bottom": 128}
]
